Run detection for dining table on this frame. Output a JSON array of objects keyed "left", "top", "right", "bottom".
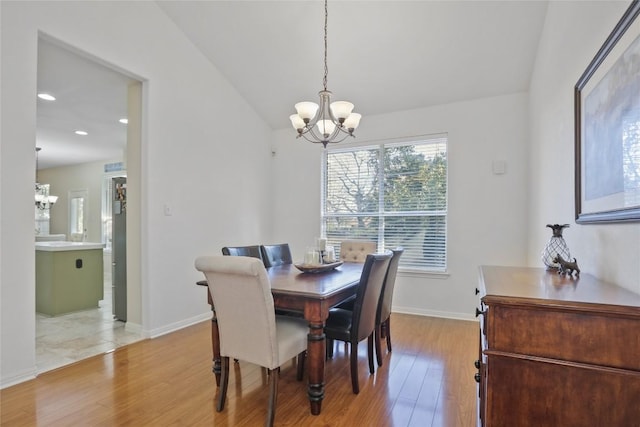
[{"left": 196, "top": 261, "right": 364, "bottom": 415}]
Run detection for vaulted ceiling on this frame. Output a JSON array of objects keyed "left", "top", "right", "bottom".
[{"left": 36, "top": 1, "right": 548, "bottom": 169}]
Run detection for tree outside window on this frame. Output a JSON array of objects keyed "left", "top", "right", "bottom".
[{"left": 323, "top": 136, "right": 448, "bottom": 271}]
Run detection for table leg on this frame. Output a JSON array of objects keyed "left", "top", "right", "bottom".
[{"left": 306, "top": 318, "right": 326, "bottom": 415}]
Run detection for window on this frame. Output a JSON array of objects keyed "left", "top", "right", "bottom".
[
  {"left": 68, "top": 189, "right": 88, "bottom": 241},
  {"left": 322, "top": 135, "right": 447, "bottom": 271}
]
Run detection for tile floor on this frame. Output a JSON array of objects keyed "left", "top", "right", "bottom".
[{"left": 35, "top": 252, "right": 144, "bottom": 374}]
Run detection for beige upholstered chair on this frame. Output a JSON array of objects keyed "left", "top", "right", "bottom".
[
  {"left": 194, "top": 255, "right": 308, "bottom": 427},
  {"left": 339, "top": 240, "right": 377, "bottom": 263}
]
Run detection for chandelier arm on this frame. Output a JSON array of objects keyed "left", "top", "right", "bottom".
[
  {"left": 296, "top": 121, "right": 319, "bottom": 137},
  {"left": 327, "top": 108, "right": 342, "bottom": 127},
  {"left": 305, "top": 116, "right": 319, "bottom": 129},
  {"left": 328, "top": 124, "right": 347, "bottom": 141},
  {"left": 296, "top": 120, "right": 355, "bottom": 145},
  {"left": 300, "top": 132, "right": 326, "bottom": 144},
  {"left": 300, "top": 122, "right": 353, "bottom": 145},
  {"left": 318, "top": 91, "right": 330, "bottom": 122},
  {"left": 307, "top": 126, "right": 327, "bottom": 143},
  {"left": 328, "top": 126, "right": 341, "bottom": 142}
]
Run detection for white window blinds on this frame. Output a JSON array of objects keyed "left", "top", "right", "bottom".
[{"left": 322, "top": 135, "right": 447, "bottom": 271}]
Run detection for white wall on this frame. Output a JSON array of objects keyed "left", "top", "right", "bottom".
[
  {"left": 1, "top": 1, "right": 273, "bottom": 387},
  {"left": 272, "top": 92, "right": 530, "bottom": 319},
  {"left": 528, "top": 0, "right": 640, "bottom": 293}
]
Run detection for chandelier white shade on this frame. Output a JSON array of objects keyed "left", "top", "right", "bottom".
[
  {"left": 290, "top": 0, "right": 361, "bottom": 147},
  {"left": 35, "top": 147, "right": 58, "bottom": 210},
  {"left": 35, "top": 189, "right": 58, "bottom": 210}
]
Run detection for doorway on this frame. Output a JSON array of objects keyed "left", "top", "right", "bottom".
[{"left": 34, "top": 36, "right": 144, "bottom": 373}]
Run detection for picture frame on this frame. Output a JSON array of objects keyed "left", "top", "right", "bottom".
[{"left": 574, "top": 0, "right": 640, "bottom": 223}]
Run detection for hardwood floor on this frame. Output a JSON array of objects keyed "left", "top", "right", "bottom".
[{"left": 0, "top": 314, "right": 478, "bottom": 426}]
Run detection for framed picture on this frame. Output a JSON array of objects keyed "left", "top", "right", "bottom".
[{"left": 574, "top": 0, "right": 640, "bottom": 223}]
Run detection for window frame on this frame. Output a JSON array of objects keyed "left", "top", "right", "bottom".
[{"left": 321, "top": 134, "right": 448, "bottom": 273}]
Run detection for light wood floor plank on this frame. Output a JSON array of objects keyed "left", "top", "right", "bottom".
[{"left": 1, "top": 314, "right": 477, "bottom": 426}]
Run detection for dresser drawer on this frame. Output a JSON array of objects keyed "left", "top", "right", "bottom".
[
  {"left": 485, "top": 303, "right": 640, "bottom": 371},
  {"left": 485, "top": 352, "right": 640, "bottom": 427}
]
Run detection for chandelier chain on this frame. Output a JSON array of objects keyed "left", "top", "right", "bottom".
[
  {"left": 290, "top": 0, "right": 360, "bottom": 146},
  {"left": 35, "top": 146, "right": 41, "bottom": 182},
  {"left": 323, "top": 0, "right": 328, "bottom": 92}
]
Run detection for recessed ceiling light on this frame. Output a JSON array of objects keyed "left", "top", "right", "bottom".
[
  {"left": 37, "top": 93, "right": 56, "bottom": 101},
  {"left": 119, "top": 118, "right": 128, "bottom": 124},
  {"left": 75, "top": 130, "right": 88, "bottom": 136}
]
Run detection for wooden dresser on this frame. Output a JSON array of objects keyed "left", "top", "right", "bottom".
[{"left": 476, "top": 266, "right": 640, "bottom": 427}]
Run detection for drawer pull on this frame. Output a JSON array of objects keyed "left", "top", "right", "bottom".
[
  {"left": 475, "top": 287, "right": 480, "bottom": 295},
  {"left": 474, "top": 373, "right": 481, "bottom": 383},
  {"left": 474, "top": 359, "right": 481, "bottom": 369},
  {"left": 476, "top": 307, "right": 486, "bottom": 317}
]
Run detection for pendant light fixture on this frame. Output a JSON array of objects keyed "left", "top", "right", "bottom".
[
  {"left": 289, "top": 0, "right": 361, "bottom": 148},
  {"left": 35, "top": 147, "right": 58, "bottom": 210}
]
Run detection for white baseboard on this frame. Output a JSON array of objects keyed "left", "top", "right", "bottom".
[
  {"left": 147, "top": 311, "right": 212, "bottom": 339},
  {"left": 392, "top": 306, "right": 478, "bottom": 322},
  {"left": 0, "top": 367, "right": 37, "bottom": 390}
]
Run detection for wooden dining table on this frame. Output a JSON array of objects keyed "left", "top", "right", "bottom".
[{"left": 196, "top": 261, "right": 364, "bottom": 415}]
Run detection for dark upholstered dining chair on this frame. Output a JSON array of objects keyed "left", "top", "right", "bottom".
[
  {"left": 196, "top": 244, "right": 263, "bottom": 288},
  {"left": 260, "top": 244, "right": 293, "bottom": 268},
  {"left": 324, "top": 251, "right": 392, "bottom": 394},
  {"left": 222, "top": 245, "right": 264, "bottom": 262},
  {"left": 335, "top": 248, "right": 404, "bottom": 367},
  {"left": 194, "top": 256, "right": 308, "bottom": 427},
  {"left": 374, "top": 247, "right": 404, "bottom": 366},
  {"left": 260, "top": 243, "right": 304, "bottom": 318}
]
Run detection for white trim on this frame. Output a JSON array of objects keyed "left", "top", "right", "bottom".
[
  {"left": 392, "top": 306, "right": 477, "bottom": 322},
  {"left": 146, "top": 311, "right": 211, "bottom": 339},
  {"left": 326, "top": 132, "right": 449, "bottom": 152},
  {"left": 397, "top": 269, "right": 450, "bottom": 279},
  {"left": 68, "top": 188, "right": 88, "bottom": 239},
  {"left": 0, "top": 368, "right": 37, "bottom": 390}
]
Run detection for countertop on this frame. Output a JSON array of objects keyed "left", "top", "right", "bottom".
[{"left": 35, "top": 241, "right": 106, "bottom": 252}]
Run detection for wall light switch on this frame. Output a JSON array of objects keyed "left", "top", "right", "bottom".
[
  {"left": 492, "top": 160, "right": 507, "bottom": 175},
  {"left": 163, "top": 204, "right": 173, "bottom": 216}
]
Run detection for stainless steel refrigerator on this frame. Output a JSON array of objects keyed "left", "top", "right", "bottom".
[{"left": 112, "top": 177, "right": 127, "bottom": 321}]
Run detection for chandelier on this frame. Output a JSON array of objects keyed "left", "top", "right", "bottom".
[
  {"left": 289, "top": 0, "right": 361, "bottom": 148},
  {"left": 35, "top": 147, "right": 58, "bottom": 210}
]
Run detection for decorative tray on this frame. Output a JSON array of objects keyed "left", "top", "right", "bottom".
[{"left": 294, "top": 261, "right": 343, "bottom": 273}]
